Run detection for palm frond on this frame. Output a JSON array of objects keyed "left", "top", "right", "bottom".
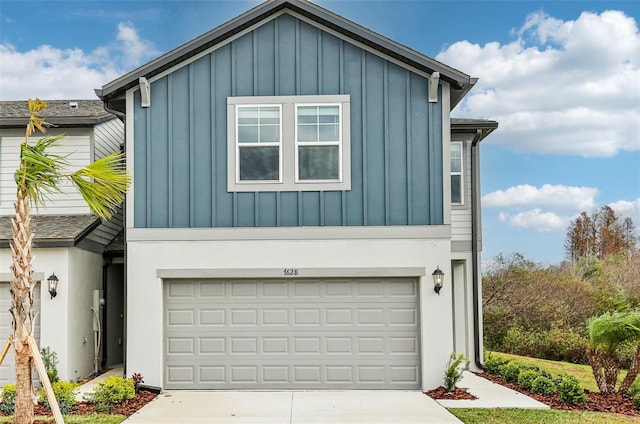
[
  {"left": 69, "top": 152, "right": 131, "bottom": 220},
  {"left": 587, "top": 311, "right": 640, "bottom": 352},
  {"left": 14, "top": 135, "right": 68, "bottom": 206}
]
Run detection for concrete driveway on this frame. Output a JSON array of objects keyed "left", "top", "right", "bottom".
[{"left": 123, "top": 390, "right": 462, "bottom": 423}]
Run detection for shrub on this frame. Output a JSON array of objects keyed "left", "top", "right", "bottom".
[
  {"left": 517, "top": 369, "right": 539, "bottom": 391},
  {"left": 40, "top": 346, "right": 60, "bottom": 384},
  {"left": 39, "top": 381, "right": 78, "bottom": 414},
  {"left": 628, "top": 380, "right": 640, "bottom": 398},
  {"left": 131, "top": 373, "right": 144, "bottom": 393},
  {"left": 443, "top": 353, "right": 470, "bottom": 392},
  {"left": 558, "top": 374, "right": 586, "bottom": 405},
  {"left": 86, "top": 376, "right": 135, "bottom": 413},
  {"left": 634, "top": 393, "right": 640, "bottom": 410},
  {"left": 501, "top": 362, "right": 523, "bottom": 383},
  {"left": 484, "top": 352, "right": 510, "bottom": 375},
  {"left": 531, "top": 375, "right": 557, "bottom": 395},
  {"left": 0, "top": 384, "right": 16, "bottom": 415},
  {"left": 540, "top": 327, "right": 589, "bottom": 364}
]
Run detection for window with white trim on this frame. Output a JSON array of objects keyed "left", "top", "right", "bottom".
[
  {"left": 228, "top": 95, "right": 350, "bottom": 192},
  {"left": 450, "top": 142, "right": 463, "bottom": 204}
]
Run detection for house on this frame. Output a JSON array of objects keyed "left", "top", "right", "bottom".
[
  {"left": 0, "top": 100, "right": 126, "bottom": 385},
  {"left": 97, "top": 0, "right": 497, "bottom": 391}
]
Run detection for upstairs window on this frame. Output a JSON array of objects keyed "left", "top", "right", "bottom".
[
  {"left": 228, "top": 95, "right": 350, "bottom": 192},
  {"left": 451, "top": 142, "right": 463, "bottom": 204}
]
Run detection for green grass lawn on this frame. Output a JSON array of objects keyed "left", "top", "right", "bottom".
[
  {"left": 450, "top": 408, "right": 640, "bottom": 423},
  {"left": 0, "top": 414, "right": 126, "bottom": 423},
  {"left": 489, "top": 351, "right": 632, "bottom": 392}
]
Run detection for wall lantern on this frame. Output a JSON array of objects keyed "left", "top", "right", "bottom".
[
  {"left": 47, "top": 273, "right": 59, "bottom": 299},
  {"left": 432, "top": 266, "right": 444, "bottom": 295}
]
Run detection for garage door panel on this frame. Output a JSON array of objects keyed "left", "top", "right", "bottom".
[{"left": 164, "top": 278, "right": 419, "bottom": 389}]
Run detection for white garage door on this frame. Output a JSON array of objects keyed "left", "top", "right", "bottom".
[
  {"left": 0, "top": 282, "right": 41, "bottom": 386},
  {"left": 164, "top": 278, "right": 420, "bottom": 389}
]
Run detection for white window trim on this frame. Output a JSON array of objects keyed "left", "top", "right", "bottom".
[
  {"left": 227, "top": 95, "right": 351, "bottom": 192},
  {"left": 235, "top": 104, "right": 283, "bottom": 184},
  {"left": 451, "top": 141, "right": 464, "bottom": 205}
]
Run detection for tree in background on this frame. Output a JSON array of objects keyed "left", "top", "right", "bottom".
[
  {"left": 565, "top": 206, "right": 637, "bottom": 262},
  {"left": 9, "top": 99, "right": 129, "bottom": 424}
]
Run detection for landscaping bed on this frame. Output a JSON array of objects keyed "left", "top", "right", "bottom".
[
  {"left": 0, "top": 389, "right": 156, "bottom": 422},
  {"left": 477, "top": 372, "right": 639, "bottom": 417}
]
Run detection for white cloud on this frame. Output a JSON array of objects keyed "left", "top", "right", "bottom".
[
  {"left": 0, "top": 23, "right": 157, "bottom": 100},
  {"left": 609, "top": 198, "right": 640, "bottom": 226},
  {"left": 482, "top": 184, "right": 598, "bottom": 211},
  {"left": 438, "top": 10, "right": 640, "bottom": 157},
  {"left": 498, "top": 208, "right": 571, "bottom": 232}
]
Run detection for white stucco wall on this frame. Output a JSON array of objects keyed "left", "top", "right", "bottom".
[
  {"left": 125, "top": 227, "right": 455, "bottom": 390},
  {"left": 0, "top": 246, "right": 102, "bottom": 382}
]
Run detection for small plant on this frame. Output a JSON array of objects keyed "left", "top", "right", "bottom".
[
  {"left": 39, "top": 381, "right": 78, "bottom": 414},
  {"left": 633, "top": 393, "right": 640, "bottom": 410},
  {"left": 0, "top": 384, "right": 16, "bottom": 415},
  {"left": 501, "top": 362, "right": 522, "bottom": 383},
  {"left": 484, "top": 352, "right": 510, "bottom": 375},
  {"left": 443, "top": 352, "right": 470, "bottom": 392},
  {"left": 131, "top": 373, "right": 144, "bottom": 393},
  {"left": 558, "top": 374, "right": 586, "bottom": 405},
  {"left": 40, "top": 346, "right": 60, "bottom": 384},
  {"left": 531, "top": 375, "right": 557, "bottom": 395},
  {"left": 86, "top": 376, "right": 135, "bottom": 413},
  {"left": 517, "top": 369, "right": 539, "bottom": 391}
]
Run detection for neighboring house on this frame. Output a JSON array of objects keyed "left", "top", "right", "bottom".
[
  {"left": 0, "top": 100, "right": 126, "bottom": 385},
  {"left": 97, "top": 0, "right": 497, "bottom": 391}
]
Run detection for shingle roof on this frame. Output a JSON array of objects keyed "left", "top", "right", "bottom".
[
  {"left": 452, "top": 118, "right": 499, "bottom": 142},
  {"left": 0, "top": 100, "right": 116, "bottom": 127},
  {"left": 0, "top": 214, "right": 101, "bottom": 247},
  {"left": 98, "top": 0, "right": 477, "bottom": 112}
]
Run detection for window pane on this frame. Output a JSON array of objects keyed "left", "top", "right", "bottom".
[
  {"left": 451, "top": 175, "right": 461, "bottom": 203},
  {"left": 297, "top": 106, "right": 318, "bottom": 124},
  {"left": 318, "top": 124, "right": 339, "bottom": 141},
  {"left": 259, "top": 107, "right": 279, "bottom": 124},
  {"left": 450, "top": 144, "right": 462, "bottom": 172},
  {"left": 298, "top": 125, "right": 317, "bottom": 142},
  {"left": 318, "top": 106, "right": 339, "bottom": 123},
  {"left": 238, "top": 125, "right": 258, "bottom": 143},
  {"left": 259, "top": 125, "right": 280, "bottom": 143},
  {"left": 299, "top": 146, "right": 339, "bottom": 180},
  {"left": 239, "top": 147, "right": 279, "bottom": 181},
  {"left": 238, "top": 107, "right": 259, "bottom": 124}
]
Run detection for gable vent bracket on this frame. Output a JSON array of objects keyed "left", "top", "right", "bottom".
[
  {"left": 139, "top": 77, "right": 151, "bottom": 108},
  {"left": 428, "top": 72, "right": 440, "bottom": 103}
]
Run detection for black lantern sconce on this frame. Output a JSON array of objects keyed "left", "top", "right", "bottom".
[
  {"left": 48, "top": 273, "right": 59, "bottom": 299},
  {"left": 432, "top": 266, "right": 444, "bottom": 295}
]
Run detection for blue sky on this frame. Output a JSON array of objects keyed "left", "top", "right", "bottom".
[{"left": 1, "top": 0, "right": 639, "bottom": 264}]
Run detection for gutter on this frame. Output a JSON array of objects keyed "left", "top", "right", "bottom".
[{"left": 470, "top": 129, "right": 484, "bottom": 370}]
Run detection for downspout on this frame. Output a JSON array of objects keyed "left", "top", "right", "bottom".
[{"left": 470, "top": 129, "right": 484, "bottom": 370}]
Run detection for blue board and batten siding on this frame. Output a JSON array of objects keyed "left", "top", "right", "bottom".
[{"left": 133, "top": 14, "right": 443, "bottom": 229}]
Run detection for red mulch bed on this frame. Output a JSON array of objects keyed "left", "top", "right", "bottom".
[
  {"left": 1, "top": 389, "right": 156, "bottom": 421},
  {"left": 426, "top": 386, "right": 477, "bottom": 400},
  {"left": 427, "top": 371, "right": 639, "bottom": 417}
]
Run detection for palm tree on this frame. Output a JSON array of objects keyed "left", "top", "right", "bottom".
[
  {"left": 10, "top": 99, "right": 130, "bottom": 424},
  {"left": 587, "top": 310, "right": 640, "bottom": 395}
]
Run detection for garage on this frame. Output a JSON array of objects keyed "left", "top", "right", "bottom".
[
  {"left": 0, "top": 282, "right": 40, "bottom": 386},
  {"left": 163, "top": 278, "right": 420, "bottom": 389}
]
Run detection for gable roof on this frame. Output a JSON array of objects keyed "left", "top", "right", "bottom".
[
  {"left": 0, "top": 100, "right": 116, "bottom": 128},
  {"left": 451, "top": 118, "right": 499, "bottom": 142},
  {"left": 97, "top": 0, "right": 477, "bottom": 113}
]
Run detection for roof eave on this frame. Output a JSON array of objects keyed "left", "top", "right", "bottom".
[{"left": 99, "top": 0, "right": 475, "bottom": 110}]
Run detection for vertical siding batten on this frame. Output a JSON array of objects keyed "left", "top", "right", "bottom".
[
  {"left": 405, "top": 74, "right": 412, "bottom": 225},
  {"left": 189, "top": 64, "right": 196, "bottom": 227},
  {"left": 361, "top": 49, "right": 368, "bottom": 225},
  {"left": 383, "top": 61, "right": 390, "bottom": 226}
]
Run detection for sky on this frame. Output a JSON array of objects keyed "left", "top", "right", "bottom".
[{"left": 0, "top": 0, "right": 638, "bottom": 265}]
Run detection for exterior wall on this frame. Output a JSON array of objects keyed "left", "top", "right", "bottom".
[
  {"left": 0, "top": 128, "right": 93, "bottom": 216},
  {"left": 125, "top": 227, "right": 454, "bottom": 390},
  {"left": 66, "top": 247, "right": 103, "bottom": 380},
  {"left": 94, "top": 119, "right": 123, "bottom": 160},
  {"left": 0, "top": 246, "right": 102, "bottom": 382},
  {"left": 129, "top": 13, "right": 444, "bottom": 229}
]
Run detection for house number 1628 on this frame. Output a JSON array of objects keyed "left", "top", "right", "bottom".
[{"left": 283, "top": 268, "right": 299, "bottom": 276}]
